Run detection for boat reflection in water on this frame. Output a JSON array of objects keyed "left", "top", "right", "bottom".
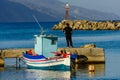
[
  {"left": 71, "top": 63, "right": 105, "bottom": 79},
  {"left": 25, "top": 69, "right": 71, "bottom": 79}
]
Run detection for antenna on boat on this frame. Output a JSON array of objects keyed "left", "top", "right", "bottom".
[{"left": 32, "top": 15, "right": 44, "bottom": 35}]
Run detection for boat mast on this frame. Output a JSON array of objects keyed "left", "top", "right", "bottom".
[{"left": 33, "top": 15, "right": 44, "bottom": 35}]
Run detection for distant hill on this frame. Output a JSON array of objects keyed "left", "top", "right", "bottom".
[{"left": 0, "top": 0, "right": 120, "bottom": 22}]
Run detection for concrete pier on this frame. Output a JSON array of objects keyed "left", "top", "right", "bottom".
[
  {"left": 0, "top": 49, "right": 31, "bottom": 68},
  {"left": 0, "top": 59, "right": 4, "bottom": 67},
  {"left": 58, "top": 44, "right": 105, "bottom": 63},
  {"left": 0, "top": 44, "right": 105, "bottom": 68},
  {"left": 0, "top": 50, "right": 5, "bottom": 67}
]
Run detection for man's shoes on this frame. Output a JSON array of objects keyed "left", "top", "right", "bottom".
[{"left": 66, "top": 46, "right": 73, "bottom": 48}]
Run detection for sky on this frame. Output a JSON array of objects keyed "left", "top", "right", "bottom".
[{"left": 59, "top": 0, "right": 120, "bottom": 16}]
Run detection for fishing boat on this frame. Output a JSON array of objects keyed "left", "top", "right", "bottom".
[
  {"left": 22, "top": 34, "right": 70, "bottom": 70},
  {"left": 22, "top": 16, "right": 70, "bottom": 70}
]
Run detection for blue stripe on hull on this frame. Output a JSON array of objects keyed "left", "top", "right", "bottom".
[
  {"left": 27, "top": 64, "right": 70, "bottom": 71},
  {"left": 23, "top": 53, "right": 46, "bottom": 59}
]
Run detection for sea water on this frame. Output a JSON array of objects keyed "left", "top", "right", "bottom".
[{"left": 0, "top": 22, "right": 120, "bottom": 79}]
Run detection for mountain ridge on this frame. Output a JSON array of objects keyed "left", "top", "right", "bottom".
[{"left": 0, "top": 0, "right": 119, "bottom": 22}]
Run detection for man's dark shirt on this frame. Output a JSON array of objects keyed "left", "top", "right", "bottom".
[{"left": 63, "top": 26, "right": 72, "bottom": 35}]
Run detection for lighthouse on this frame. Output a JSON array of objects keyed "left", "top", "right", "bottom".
[{"left": 65, "top": 2, "right": 69, "bottom": 20}]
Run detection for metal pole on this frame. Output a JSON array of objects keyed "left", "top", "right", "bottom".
[
  {"left": 32, "top": 15, "right": 44, "bottom": 34},
  {"left": 19, "top": 58, "right": 21, "bottom": 69},
  {"left": 16, "top": 57, "right": 17, "bottom": 69}
]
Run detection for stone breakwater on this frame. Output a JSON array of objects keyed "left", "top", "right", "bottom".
[{"left": 52, "top": 20, "right": 120, "bottom": 30}]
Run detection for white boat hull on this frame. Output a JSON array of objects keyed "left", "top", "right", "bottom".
[{"left": 23, "top": 54, "right": 70, "bottom": 70}]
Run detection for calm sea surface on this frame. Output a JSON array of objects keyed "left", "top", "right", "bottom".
[{"left": 0, "top": 22, "right": 120, "bottom": 80}]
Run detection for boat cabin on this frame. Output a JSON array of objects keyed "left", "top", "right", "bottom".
[{"left": 34, "top": 34, "right": 58, "bottom": 58}]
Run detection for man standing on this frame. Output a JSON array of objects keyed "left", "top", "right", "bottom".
[{"left": 63, "top": 23, "right": 73, "bottom": 47}]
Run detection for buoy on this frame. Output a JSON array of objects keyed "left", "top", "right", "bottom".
[
  {"left": 88, "top": 65, "right": 95, "bottom": 72},
  {"left": 0, "top": 67, "right": 4, "bottom": 71}
]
